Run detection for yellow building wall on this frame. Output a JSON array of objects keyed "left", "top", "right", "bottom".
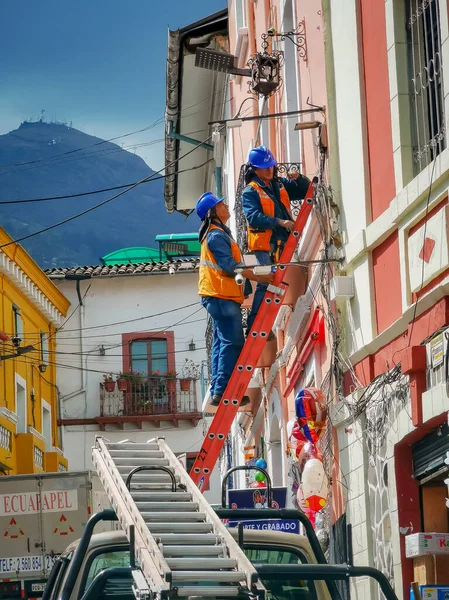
[{"left": 0, "top": 228, "right": 70, "bottom": 475}]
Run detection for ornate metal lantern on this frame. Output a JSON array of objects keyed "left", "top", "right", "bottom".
[{"left": 248, "top": 50, "right": 282, "bottom": 97}]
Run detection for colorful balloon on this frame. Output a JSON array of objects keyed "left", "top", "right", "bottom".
[
  {"left": 255, "top": 458, "right": 267, "bottom": 469},
  {"left": 294, "top": 387, "right": 327, "bottom": 445},
  {"left": 250, "top": 480, "right": 267, "bottom": 488},
  {"left": 301, "top": 458, "right": 328, "bottom": 513},
  {"left": 255, "top": 471, "right": 266, "bottom": 482},
  {"left": 286, "top": 417, "right": 297, "bottom": 440}
]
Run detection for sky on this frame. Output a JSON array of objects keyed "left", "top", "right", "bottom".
[{"left": 0, "top": 0, "right": 226, "bottom": 171}]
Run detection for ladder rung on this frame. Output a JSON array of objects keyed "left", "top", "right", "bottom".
[
  {"left": 174, "top": 587, "right": 240, "bottom": 597},
  {"left": 125, "top": 482, "right": 181, "bottom": 490},
  {"left": 147, "top": 523, "right": 213, "bottom": 534},
  {"left": 105, "top": 443, "right": 159, "bottom": 451},
  {"left": 157, "top": 534, "right": 220, "bottom": 545},
  {"left": 131, "top": 492, "right": 192, "bottom": 502},
  {"left": 143, "top": 512, "right": 206, "bottom": 522},
  {"left": 114, "top": 458, "right": 170, "bottom": 466},
  {"left": 166, "top": 558, "right": 237, "bottom": 570},
  {"left": 171, "top": 571, "right": 246, "bottom": 582},
  {"left": 118, "top": 471, "right": 178, "bottom": 481},
  {"left": 109, "top": 450, "right": 164, "bottom": 458},
  {"left": 162, "top": 546, "right": 226, "bottom": 557},
  {"left": 136, "top": 502, "right": 198, "bottom": 511}
]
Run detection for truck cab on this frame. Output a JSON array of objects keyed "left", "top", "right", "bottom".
[{"left": 46, "top": 529, "right": 332, "bottom": 600}]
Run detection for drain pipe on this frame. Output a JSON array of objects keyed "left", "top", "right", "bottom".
[
  {"left": 59, "top": 275, "right": 91, "bottom": 402},
  {"left": 212, "top": 127, "right": 223, "bottom": 198}
]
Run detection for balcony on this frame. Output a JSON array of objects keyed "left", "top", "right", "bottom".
[{"left": 99, "top": 376, "right": 202, "bottom": 429}]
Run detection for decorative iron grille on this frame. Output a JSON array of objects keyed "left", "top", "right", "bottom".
[
  {"left": 0, "top": 426, "right": 11, "bottom": 451},
  {"left": 33, "top": 446, "right": 44, "bottom": 468},
  {"left": 234, "top": 162, "right": 304, "bottom": 254},
  {"left": 406, "top": 0, "right": 446, "bottom": 173},
  {"left": 100, "top": 376, "right": 199, "bottom": 417}
]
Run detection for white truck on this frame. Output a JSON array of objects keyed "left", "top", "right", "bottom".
[{"left": 0, "top": 471, "right": 109, "bottom": 600}]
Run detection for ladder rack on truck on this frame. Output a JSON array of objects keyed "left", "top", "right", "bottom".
[
  {"left": 92, "top": 436, "right": 267, "bottom": 599},
  {"left": 190, "top": 177, "right": 318, "bottom": 491}
]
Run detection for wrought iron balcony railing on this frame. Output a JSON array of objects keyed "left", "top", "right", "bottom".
[{"left": 100, "top": 376, "right": 199, "bottom": 418}]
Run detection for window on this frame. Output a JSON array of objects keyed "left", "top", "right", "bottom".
[
  {"left": 13, "top": 306, "right": 23, "bottom": 340},
  {"left": 235, "top": 0, "right": 246, "bottom": 31},
  {"left": 80, "top": 545, "right": 318, "bottom": 600},
  {"left": 130, "top": 339, "right": 168, "bottom": 374},
  {"left": 40, "top": 332, "right": 49, "bottom": 365},
  {"left": 16, "top": 378, "right": 26, "bottom": 434},
  {"left": 42, "top": 401, "right": 51, "bottom": 450},
  {"left": 81, "top": 548, "right": 133, "bottom": 600},
  {"left": 244, "top": 546, "right": 318, "bottom": 599},
  {"left": 84, "top": 549, "right": 131, "bottom": 591},
  {"left": 406, "top": 0, "right": 445, "bottom": 174}
]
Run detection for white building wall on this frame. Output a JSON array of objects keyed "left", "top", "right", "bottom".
[
  {"left": 329, "top": 0, "right": 369, "bottom": 244},
  {"left": 52, "top": 272, "right": 220, "bottom": 505}
]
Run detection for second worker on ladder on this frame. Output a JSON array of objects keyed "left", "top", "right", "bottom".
[
  {"left": 242, "top": 145, "right": 310, "bottom": 338},
  {"left": 197, "top": 192, "right": 274, "bottom": 407}
]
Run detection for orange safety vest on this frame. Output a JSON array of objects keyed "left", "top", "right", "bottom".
[
  {"left": 198, "top": 224, "right": 245, "bottom": 304},
  {"left": 246, "top": 180, "right": 293, "bottom": 252}
]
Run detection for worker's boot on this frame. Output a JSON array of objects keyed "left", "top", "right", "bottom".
[{"left": 211, "top": 394, "right": 251, "bottom": 407}]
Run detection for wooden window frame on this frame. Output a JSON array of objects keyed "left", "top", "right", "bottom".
[{"left": 122, "top": 331, "right": 175, "bottom": 375}]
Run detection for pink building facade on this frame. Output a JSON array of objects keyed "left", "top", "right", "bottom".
[{"left": 164, "top": 0, "right": 449, "bottom": 596}]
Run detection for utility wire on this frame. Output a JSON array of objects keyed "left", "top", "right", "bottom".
[
  {"left": 13, "top": 315, "right": 206, "bottom": 343},
  {"left": 0, "top": 130, "right": 217, "bottom": 249},
  {"left": 0, "top": 159, "right": 212, "bottom": 205},
  {"left": 0, "top": 125, "right": 211, "bottom": 190},
  {"left": 10, "top": 301, "right": 199, "bottom": 338},
  {"left": 0, "top": 86, "right": 228, "bottom": 173},
  {"left": 14, "top": 347, "right": 208, "bottom": 375}
]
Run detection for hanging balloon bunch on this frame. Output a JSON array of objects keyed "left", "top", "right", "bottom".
[
  {"left": 287, "top": 387, "right": 329, "bottom": 515},
  {"left": 249, "top": 458, "right": 268, "bottom": 488}
]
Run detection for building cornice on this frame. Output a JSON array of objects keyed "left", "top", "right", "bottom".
[{"left": 0, "top": 250, "right": 65, "bottom": 326}]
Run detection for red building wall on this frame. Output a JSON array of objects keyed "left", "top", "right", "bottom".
[
  {"left": 372, "top": 231, "right": 402, "bottom": 333},
  {"left": 360, "top": 0, "right": 396, "bottom": 220}
]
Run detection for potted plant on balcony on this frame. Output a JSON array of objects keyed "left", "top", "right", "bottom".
[
  {"left": 116, "top": 372, "right": 131, "bottom": 392},
  {"left": 179, "top": 359, "right": 201, "bottom": 392},
  {"left": 102, "top": 373, "right": 116, "bottom": 393}
]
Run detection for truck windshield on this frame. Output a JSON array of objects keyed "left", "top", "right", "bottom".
[
  {"left": 80, "top": 545, "right": 317, "bottom": 600},
  {"left": 244, "top": 545, "right": 317, "bottom": 600}
]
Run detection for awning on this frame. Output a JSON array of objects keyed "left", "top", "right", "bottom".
[{"left": 164, "top": 9, "right": 228, "bottom": 214}]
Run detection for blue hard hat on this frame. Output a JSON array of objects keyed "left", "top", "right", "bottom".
[
  {"left": 196, "top": 192, "right": 223, "bottom": 220},
  {"left": 248, "top": 145, "right": 277, "bottom": 169}
]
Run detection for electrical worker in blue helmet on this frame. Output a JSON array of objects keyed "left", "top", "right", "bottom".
[
  {"left": 197, "top": 192, "right": 274, "bottom": 407},
  {"left": 242, "top": 145, "right": 310, "bottom": 338}
]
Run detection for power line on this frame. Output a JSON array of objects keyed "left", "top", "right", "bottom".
[
  {"left": 0, "top": 125, "right": 211, "bottom": 191},
  {"left": 0, "top": 86, "right": 228, "bottom": 173},
  {"left": 0, "top": 130, "right": 216, "bottom": 249},
  {"left": 0, "top": 158, "right": 212, "bottom": 205},
  {"left": 14, "top": 346, "right": 208, "bottom": 375},
  {"left": 12, "top": 301, "right": 200, "bottom": 338}
]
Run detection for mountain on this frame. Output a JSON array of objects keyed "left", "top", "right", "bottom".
[{"left": 0, "top": 121, "right": 195, "bottom": 268}]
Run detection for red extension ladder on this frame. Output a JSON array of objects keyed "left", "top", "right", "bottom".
[{"left": 190, "top": 177, "right": 318, "bottom": 491}]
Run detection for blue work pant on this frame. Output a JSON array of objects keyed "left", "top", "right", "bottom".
[
  {"left": 246, "top": 250, "right": 273, "bottom": 333},
  {"left": 202, "top": 297, "right": 245, "bottom": 397}
]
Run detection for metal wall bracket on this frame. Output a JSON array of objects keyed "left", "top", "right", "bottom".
[{"left": 267, "top": 18, "right": 308, "bottom": 65}]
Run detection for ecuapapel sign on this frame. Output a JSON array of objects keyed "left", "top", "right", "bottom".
[{"left": 0, "top": 490, "right": 78, "bottom": 516}]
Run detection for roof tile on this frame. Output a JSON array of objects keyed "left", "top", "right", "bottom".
[{"left": 45, "top": 259, "right": 200, "bottom": 280}]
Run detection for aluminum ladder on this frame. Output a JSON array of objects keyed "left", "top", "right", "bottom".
[{"left": 92, "top": 436, "right": 266, "bottom": 599}]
